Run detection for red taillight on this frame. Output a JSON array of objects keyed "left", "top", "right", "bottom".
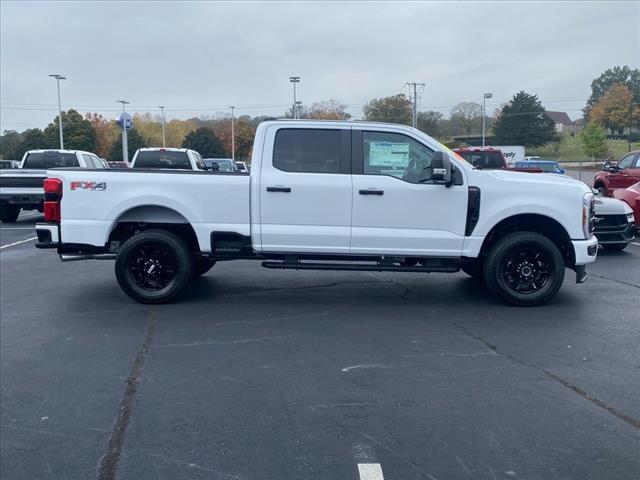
[{"left": 43, "top": 178, "right": 62, "bottom": 223}]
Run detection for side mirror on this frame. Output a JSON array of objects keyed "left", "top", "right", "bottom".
[
  {"left": 431, "top": 151, "right": 452, "bottom": 186},
  {"left": 209, "top": 163, "right": 220, "bottom": 172},
  {"left": 559, "top": 168, "right": 566, "bottom": 174},
  {"left": 602, "top": 161, "right": 611, "bottom": 172}
]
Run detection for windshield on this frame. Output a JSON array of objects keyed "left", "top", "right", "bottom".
[
  {"left": 456, "top": 151, "right": 505, "bottom": 169},
  {"left": 22, "top": 151, "right": 79, "bottom": 169},
  {"left": 535, "top": 162, "right": 557, "bottom": 172},
  {"left": 133, "top": 151, "right": 191, "bottom": 169}
]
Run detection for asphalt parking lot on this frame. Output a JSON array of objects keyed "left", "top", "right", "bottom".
[{"left": 1, "top": 209, "right": 639, "bottom": 480}]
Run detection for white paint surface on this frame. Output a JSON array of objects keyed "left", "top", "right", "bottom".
[
  {"left": 358, "top": 463, "right": 384, "bottom": 480},
  {"left": 0, "top": 236, "right": 37, "bottom": 250}
]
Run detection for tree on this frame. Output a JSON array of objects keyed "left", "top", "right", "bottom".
[
  {"left": 580, "top": 121, "right": 608, "bottom": 159},
  {"left": 586, "top": 66, "right": 640, "bottom": 113},
  {"left": 213, "top": 119, "right": 256, "bottom": 159},
  {"left": 492, "top": 91, "right": 558, "bottom": 147},
  {"left": 286, "top": 99, "right": 351, "bottom": 120},
  {"left": 109, "top": 128, "right": 146, "bottom": 161},
  {"left": 86, "top": 113, "right": 119, "bottom": 158},
  {"left": 450, "top": 102, "right": 482, "bottom": 135},
  {"left": 181, "top": 127, "right": 225, "bottom": 158},
  {"left": 165, "top": 119, "right": 197, "bottom": 148},
  {"left": 132, "top": 113, "right": 163, "bottom": 147},
  {"left": 589, "top": 84, "right": 638, "bottom": 135},
  {"left": 363, "top": 94, "right": 412, "bottom": 125},
  {"left": 0, "top": 130, "right": 24, "bottom": 159},
  {"left": 19, "top": 128, "right": 47, "bottom": 156},
  {"left": 416, "top": 111, "right": 443, "bottom": 136},
  {"left": 44, "top": 109, "right": 97, "bottom": 152}
]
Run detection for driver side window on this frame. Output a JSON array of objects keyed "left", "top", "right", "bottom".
[
  {"left": 362, "top": 131, "right": 434, "bottom": 183},
  {"left": 617, "top": 154, "right": 635, "bottom": 170}
]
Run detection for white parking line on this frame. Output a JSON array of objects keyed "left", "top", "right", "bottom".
[
  {"left": 358, "top": 463, "right": 384, "bottom": 480},
  {"left": 0, "top": 236, "right": 37, "bottom": 250},
  {"left": 631, "top": 242, "right": 640, "bottom": 247}
]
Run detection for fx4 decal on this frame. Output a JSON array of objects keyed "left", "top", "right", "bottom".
[{"left": 70, "top": 181, "right": 107, "bottom": 191}]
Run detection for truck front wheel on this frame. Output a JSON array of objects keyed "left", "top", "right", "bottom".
[
  {"left": 0, "top": 205, "right": 20, "bottom": 223},
  {"left": 115, "top": 230, "right": 194, "bottom": 304},
  {"left": 483, "top": 232, "right": 565, "bottom": 306}
]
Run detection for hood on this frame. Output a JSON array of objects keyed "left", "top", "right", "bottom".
[
  {"left": 486, "top": 169, "right": 588, "bottom": 189},
  {"left": 594, "top": 196, "right": 633, "bottom": 215}
]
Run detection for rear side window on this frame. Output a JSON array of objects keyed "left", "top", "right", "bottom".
[
  {"left": 23, "top": 152, "right": 79, "bottom": 169},
  {"left": 273, "top": 129, "right": 342, "bottom": 173},
  {"left": 133, "top": 151, "right": 191, "bottom": 169}
]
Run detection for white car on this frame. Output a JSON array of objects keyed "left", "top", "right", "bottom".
[
  {"left": 35, "top": 120, "right": 598, "bottom": 306},
  {"left": 593, "top": 194, "right": 635, "bottom": 251}
]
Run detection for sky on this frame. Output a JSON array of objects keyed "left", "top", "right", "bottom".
[{"left": 1, "top": 0, "right": 639, "bottom": 132}]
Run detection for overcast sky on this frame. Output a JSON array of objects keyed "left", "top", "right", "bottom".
[{"left": 1, "top": 0, "right": 638, "bottom": 131}]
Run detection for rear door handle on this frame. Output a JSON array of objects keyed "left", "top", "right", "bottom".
[
  {"left": 266, "top": 186, "right": 292, "bottom": 193},
  {"left": 359, "top": 189, "right": 384, "bottom": 196}
]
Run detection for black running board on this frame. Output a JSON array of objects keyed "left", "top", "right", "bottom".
[{"left": 261, "top": 259, "right": 460, "bottom": 273}]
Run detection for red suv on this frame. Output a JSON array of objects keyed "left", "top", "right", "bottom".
[{"left": 593, "top": 150, "right": 640, "bottom": 196}]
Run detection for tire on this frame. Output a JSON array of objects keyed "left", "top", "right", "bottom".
[
  {"left": 461, "top": 260, "right": 483, "bottom": 280},
  {"left": 115, "top": 229, "right": 194, "bottom": 304},
  {"left": 0, "top": 205, "right": 20, "bottom": 223},
  {"left": 193, "top": 257, "right": 216, "bottom": 276},
  {"left": 483, "top": 231, "right": 565, "bottom": 306},
  {"left": 601, "top": 243, "right": 628, "bottom": 252}
]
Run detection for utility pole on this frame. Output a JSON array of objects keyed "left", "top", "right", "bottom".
[
  {"left": 158, "top": 106, "right": 166, "bottom": 147},
  {"left": 289, "top": 76, "right": 300, "bottom": 119},
  {"left": 117, "top": 100, "right": 130, "bottom": 163},
  {"left": 49, "top": 74, "right": 67, "bottom": 149},
  {"left": 406, "top": 82, "right": 425, "bottom": 128},
  {"left": 230, "top": 106, "right": 235, "bottom": 161}
]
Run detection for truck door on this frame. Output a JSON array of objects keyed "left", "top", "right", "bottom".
[
  {"left": 259, "top": 126, "right": 352, "bottom": 253},
  {"left": 350, "top": 129, "right": 467, "bottom": 257}
]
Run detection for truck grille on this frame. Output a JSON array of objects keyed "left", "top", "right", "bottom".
[
  {"left": 594, "top": 214, "right": 630, "bottom": 230},
  {"left": 0, "top": 177, "right": 46, "bottom": 188}
]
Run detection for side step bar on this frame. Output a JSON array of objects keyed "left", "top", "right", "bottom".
[
  {"left": 60, "top": 253, "right": 117, "bottom": 262},
  {"left": 261, "top": 259, "right": 459, "bottom": 273}
]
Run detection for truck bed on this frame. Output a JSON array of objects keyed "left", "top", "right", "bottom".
[{"left": 47, "top": 168, "right": 251, "bottom": 251}]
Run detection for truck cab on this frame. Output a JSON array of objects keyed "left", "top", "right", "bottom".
[{"left": 130, "top": 148, "right": 206, "bottom": 171}]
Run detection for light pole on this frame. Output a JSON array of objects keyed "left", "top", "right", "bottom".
[
  {"left": 49, "top": 74, "right": 66, "bottom": 149},
  {"left": 158, "top": 106, "right": 166, "bottom": 148},
  {"left": 117, "top": 100, "right": 130, "bottom": 163},
  {"left": 229, "top": 106, "right": 235, "bottom": 161},
  {"left": 482, "top": 92, "right": 493, "bottom": 149},
  {"left": 289, "top": 76, "right": 300, "bottom": 119}
]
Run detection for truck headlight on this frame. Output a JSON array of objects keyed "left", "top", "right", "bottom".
[{"left": 582, "top": 192, "right": 595, "bottom": 238}]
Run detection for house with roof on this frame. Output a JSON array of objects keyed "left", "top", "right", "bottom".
[{"left": 546, "top": 111, "right": 581, "bottom": 134}]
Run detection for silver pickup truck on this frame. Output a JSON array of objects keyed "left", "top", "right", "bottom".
[{"left": 0, "top": 149, "right": 107, "bottom": 222}]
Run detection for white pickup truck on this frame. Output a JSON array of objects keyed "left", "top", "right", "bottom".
[
  {"left": 0, "top": 149, "right": 107, "bottom": 222},
  {"left": 130, "top": 148, "right": 206, "bottom": 170},
  {"left": 35, "top": 120, "right": 598, "bottom": 306}
]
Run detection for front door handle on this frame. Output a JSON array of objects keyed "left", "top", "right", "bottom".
[
  {"left": 266, "top": 186, "right": 292, "bottom": 193},
  {"left": 359, "top": 189, "right": 384, "bottom": 196}
]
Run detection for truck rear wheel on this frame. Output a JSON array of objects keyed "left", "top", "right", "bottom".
[
  {"left": 0, "top": 205, "right": 20, "bottom": 223},
  {"left": 483, "top": 231, "right": 565, "bottom": 306},
  {"left": 115, "top": 229, "right": 194, "bottom": 304}
]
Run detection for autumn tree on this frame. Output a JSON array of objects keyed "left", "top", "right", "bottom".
[
  {"left": 213, "top": 118, "right": 257, "bottom": 159},
  {"left": 589, "top": 84, "right": 638, "bottom": 135},
  {"left": 165, "top": 119, "right": 197, "bottom": 147},
  {"left": 363, "top": 94, "right": 412, "bottom": 125},
  {"left": 181, "top": 127, "right": 225, "bottom": 158},
  {"left": 492, "top": 91, "right": 558, "bottom": 147},
  {"left": 132, "top": 113, "right": 164, "bottom": 147},
  {"left": 44, "top": 109, "right": 97, "bottom": 152},
  {"left": 450, "top": 102, "right": 482, "bottom": 135},
  {"left": 287, "top": 99, "right": 351, "bottom": 120},
  {"left": 586, "top": 66, "right": 640, "bottom": 114},
  {"left": 109, "top": 128, "right": 146, "bottom": 161},
  {"left": 85, "top": 113, "right": 119, "bottom": 158},
  {"left": 580, "top": 121, "right": 608, "bottom": 159}
]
